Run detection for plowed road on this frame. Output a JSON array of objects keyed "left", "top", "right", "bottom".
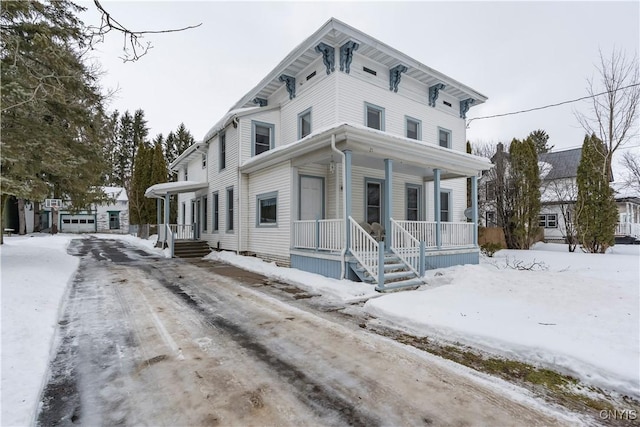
[{"left": 37, "top": 237, "right": 571, "bottom": 426}]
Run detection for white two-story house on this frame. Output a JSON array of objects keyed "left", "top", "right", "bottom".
[{"left": 146, "top": 18, "right": 492, "bottom": 291}]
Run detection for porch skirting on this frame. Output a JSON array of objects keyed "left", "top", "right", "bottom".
[
  {"left": 290, "top": 250, "right": 344, "bottom": 280},
  {"left": 423, "top": 248, "right": 479, "bottom": 270}
]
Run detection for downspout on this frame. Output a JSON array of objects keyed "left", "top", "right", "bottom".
[
  {"left": 330, "top": 134, "right": 347, "bottom": 279},
  {"left": 237, "top": 117, "right": 242, "bottom": 255}
]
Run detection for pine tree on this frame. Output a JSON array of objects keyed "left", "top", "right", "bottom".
[
  {"left": 1, "top": 0, "right": 109, "bottom": 239},
  {"left": 114, "top": 111, "right": 134, "bottom": 187},
  {"left": 575, "top": 134, "right": 618, "bottom": 253},
  {"left": 146, "top": 135, "right": 168, "bottom": 224},
  {"left": 129, "top": 142, "right": 151, "bottom": 225},
  {"left": 528, "top": 129, "right": 554, "bottom": 154}
]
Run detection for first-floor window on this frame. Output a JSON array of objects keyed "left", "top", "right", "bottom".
[
  {"left": 213, "top": 192, "right": 219, "bottom": 231},
  {"left": 406, "top": 185, "right": 421, "bottom": 221},
  {"left": 366, "top": 181, "right": 382, "bottom": 224},
  {"left": 203, "top": 196, "right": 208, "bottom": 232},
  {"left": 257, "top": 191, "right": 278, "bottom": 227},
  {"left": 440, "top": 191, "right": 451, "bottom": 222},
  {"left": 539, "top": 213, "right": 558, "bottom": 228},
  {"left": 109, "top": 212, "right": 120, "bottom": 229},
  {"left": 486, "top": 211, "right": 497, "bottom": 227},
  {"left": 226, "top": 187, "right": 234, "bottom": 231},
  {"left": 181, "top": 202, "right": 186, "bottom": 224}
]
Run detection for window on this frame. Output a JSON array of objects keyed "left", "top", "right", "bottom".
[
  {"left": 203, "top": 196, "right": 208, "bottom": 232},
  {"left": 440, "top": 190, "right": 451, "bottom": 222},
  {"left": 212, "top": 193, "right": 219, "bottom": 232},
  {"left": 181, "top": 202, "right": 186, "bottom": 224},
  {"left": 108, "top": 212, "right": 120, "bottom": 229},
  {"left": 539, "top": 214, "right": 558, "bottom": 228},
  {"left": 256, "top": 191, "right": 278, "bottom": 227},
  {"left": 406, "top": 185, "right": 422, "bottom": 221},
  {"left": 252, "top": 121, "right": 274, "bottom": 156},
  {"left": 406, "top": 117, "right": 421, "bottom": 140},
  {"left": 298, "top": 109, "right": 312, "bottom": 139},
  {"left": 184, "top": 168, "right": 188, "bottom": 180},
  {"left": 226, "top": 187, "right": 234, "bottom": 231},
  {"left": 486, "top": 211, "right": 497, "bottom": 227},
  {"left": 366, "top": 180, "right": 383, "bottom": 224},
  {"left": 202, "top": 153, "right": 207, "bottom": 169},
  {"left": 219, "top": 133, "right": 226, "bottom": 171},
  {"left": 438, "top": 128, "right": 451, "bottom": 148},
  {"left": 486, "top": 181, "right": 496, "bottom": 200},
  {"left": 365, "top": 103, "right": 385, "bottom": 131}
]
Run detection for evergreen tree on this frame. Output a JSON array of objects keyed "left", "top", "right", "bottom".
[
  {"left": 129, "top": 142, "right": 152, "bottom": 225},
  {"left": 146, "top": 135, "right": 168, "bottom": 224},
  {"left": 508, "top": 138, "right": 541, "bottom": 249},
  {"left": 575, "top": 134, "right": 618, "bottom": 253},
  {"left": 528, "top": 129, "right": 554, "bottom": 154},
  {"left": 114, "top": 111, "right": 134, "bottom": 187},
  {"left": 1, "top": 0, "right": 108, "bottom": 239}
]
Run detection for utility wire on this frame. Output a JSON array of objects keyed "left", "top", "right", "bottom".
[{"left": 466, "top": 82, "right": 640, "bottom": 127}]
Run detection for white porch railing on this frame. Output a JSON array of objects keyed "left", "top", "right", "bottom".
[
  {"left": 389, "top": 219, "right": 421, "bottom": 276},
  {"left": 292, "top": 219, "right": 344, "bottom": 251},
  {"left": 616, "top": 222, "right": 640, "bottom": 238},
  {"left": 394, "top": 221, "right": 437, "bottom": 248},
  {"left": 349, "top": 217, "right": 381, "bottom": 284},
  {"left": 170, "top": 224, "right": 195, "bottom": 240},
  {"left": 441, "top": 222, "right": 475, "bottom": 247}
]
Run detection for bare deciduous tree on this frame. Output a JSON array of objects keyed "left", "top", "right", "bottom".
[
  {"left": 620, "top": 150, "right": 640, "bottom": 194},
  {"left": 575, "top": 49, "right": 640, "bottom": 177}
]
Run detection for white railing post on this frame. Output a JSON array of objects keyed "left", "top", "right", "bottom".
[
  {"left": 389, "top": 218, "right": 420, "bottom": 276},
  {"left": 349, "top": 217, "right": 380, "bottom": 284}
]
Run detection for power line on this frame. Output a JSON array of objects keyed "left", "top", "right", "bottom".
[{"left": 466, "top": 82, "right": 640, "bottom": 126}]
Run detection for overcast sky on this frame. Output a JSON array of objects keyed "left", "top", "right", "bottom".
[{"left": 80, "top": 1, "right": 639, "bottom": 153}]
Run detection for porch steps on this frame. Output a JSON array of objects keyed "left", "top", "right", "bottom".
[
  {"left": 173, "top": 240, "right": 212, "bottom": 258},
  {"left": 350, "top": 252, "right": 425, "bottom": 291}
]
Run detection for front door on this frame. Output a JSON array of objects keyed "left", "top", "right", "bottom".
[{"left": 300, "top": 176, "right": 324, "bottom": 220}]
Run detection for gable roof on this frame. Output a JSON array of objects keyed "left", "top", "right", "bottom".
[
  {"left": 229, "top": 18, "right": 487, "bottom": 112},
  {"left": 538, "top": 148, "right": 582, "bottom": 180}
]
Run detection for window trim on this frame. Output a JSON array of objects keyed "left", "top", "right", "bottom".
[
  {"left": 108, "top": 211, "right": 120, "bottom": 230},
  {"left": 226, "top": 186, "right": 234, "bottom": 232},
  {"left": 440, "top": 189, "right": 452, "bottom": 222},
  {"left": 298, "top": 175, "right": 325, "bottom": 220},
  {"left": 256, "top": 191, "right": 279, "bottom": 228},
  {"left": 297, "top": 108, "right": 312, "bottom": 140},
  {"left": 405, "top": 116, "right": 422, "bottom": 140},
  {"left": 539, "top": 213, "right": 558, "bottom": 228},
  {"left": 364, "top": 177, "right": 385, "bottom": 225},
  {"left": 364, "top": 102, "right": 385, "bottom": 131},
  {"left": 405, "top": 183, "right": 423, "bottom": 221},
  {"left": 219, "top": 132, "right": 226, "bottom": 171},
  {"left": 212, "top": 192, "right": 219, "bottom": 232},
  {"left": 438, "top": 127, "right": 452, "bottom": 149},
  {"left": 251, "top": 120, "right": 275, "bottom": 157}
]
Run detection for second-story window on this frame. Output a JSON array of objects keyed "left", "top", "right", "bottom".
[
  {"left": 365, "top": 103, "right": 385, "bottom": 131},
  {"left": 219, "top": 132, "right": 226, "bottom": 171},
  {"left": 406, "top": 117, "right": 421, "bottom": 140},
  {"left": 439, "top": 128, "right": 451, "bottom": 148},
  {"left": 298, "top": 108, "right": 312, "bottom": 139},
  {"left": 252, "top": 121, "right": 274, "bottom": 156},
  {"left": 202, "top": 153, "right": 207, "bottom": 169},
  {"left": 184, "top": 168, "right": 188, "bottom": 181}
]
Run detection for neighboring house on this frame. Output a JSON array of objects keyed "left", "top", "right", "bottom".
[
  {"left": 146, "top": 18, "right": 492, "bottom": 291},
  {"left": 42, "top": 186, "right": 130, "bottom": 234},
  {"left": 482, "top": 146, "right": 640, "bottom": 244}
]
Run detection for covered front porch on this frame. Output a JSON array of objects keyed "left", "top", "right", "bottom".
[{"left": 242, "top": 123, "right": 489, "bottom": 291}]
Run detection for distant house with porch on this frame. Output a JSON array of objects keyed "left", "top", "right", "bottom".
[{"left": 146, "top": 18, "right": 492, "bottom": 291}]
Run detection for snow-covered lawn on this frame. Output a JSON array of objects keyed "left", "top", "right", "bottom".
[
  {"left": 2, "top": 234, "right": 638, "bottom": 426},
  {"left": 365, "top": 243, "right": 640, "bottom": 398}
]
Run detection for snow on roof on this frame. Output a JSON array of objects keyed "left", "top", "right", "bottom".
[
  {"left": 144, "top": 181, "right": 208, "bottom": 198},
  {"left": 611, "top": 182, "right": 640, "bottom": 200},
  {"left": 102, "top": 186, "right": 128, "bottom": 202}
]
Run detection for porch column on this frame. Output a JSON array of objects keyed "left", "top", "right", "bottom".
[
  {"left": 156, "top": 199, "right": 162, "bottom": 227},
  {"left": 384, "top": 158, "right": 393, "bottom": 250},
  {"left": 344, "top": 150, "right": 353, "bottom": 252},
  {"left": 163, "top": 193, "right": 170, "bottom": 244},
  {"left": 434, "top": 168, "right": 441, "bottom": 248},
  {"left": 471, "top": 175, "right": 478, "bottom": 246}
]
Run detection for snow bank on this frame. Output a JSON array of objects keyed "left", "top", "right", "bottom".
[
  {"left": 365, "top": 243, "right": 640, "bottom": 398},
  {"left": 204, "top": 251, "right": 378, "bottom": 303},
  {"left": 1, "top": 234, "right": 78, "bottom": 426}
]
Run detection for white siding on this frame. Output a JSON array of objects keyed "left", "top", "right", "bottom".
[
  {"left": 239, "top": 110, "right": 281, "bottom": 161},
  {"left": 425, "top": 178, "right": 468, "bottom": 222},
  {"left": 246, "top": 161, "right": 292, "bottom": 264}
]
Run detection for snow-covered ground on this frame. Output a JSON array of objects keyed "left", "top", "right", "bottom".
[
  {"left": 366, "top": 243, "right": 640, "bottom": 398},
  {"left": 1, "top": 234, "right": 638, "bottom": 426}
]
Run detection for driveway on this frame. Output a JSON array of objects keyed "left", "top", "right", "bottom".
[{"left": 37, "top": 237, "right": 570, "bottom": 426}]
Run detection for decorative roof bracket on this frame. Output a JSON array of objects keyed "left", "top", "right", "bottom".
[
  {"left": 253, "top": 98, "right": 268, "bottom": 107},
  {"left": 339, "top": 41, "right": 359, "bottom": 74},
  {"left": 460, "top": 98, "right": 475, "bottom": 119},
  {"left": 428, "top": 83, "right": 446, "bottom": 107},
  {"left": 315, "top": 42, "right": 335, "bottom": 75},
  {"left": 389, "top": 64, "right": 408, "bottom": 92},
  {"left": 279, "top": 74, "right": 296, "bottom": 100}
]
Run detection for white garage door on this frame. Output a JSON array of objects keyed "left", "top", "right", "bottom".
[{"left": 60, "top": 214, "right": 96, "bottom": 233}]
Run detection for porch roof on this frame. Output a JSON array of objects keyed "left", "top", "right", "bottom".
[
  {"left": 240, "top": 123, "right": 492, "bottom": 178},
  {"left": 144, "top": 181, "right": 208, "bottom": 199}
]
